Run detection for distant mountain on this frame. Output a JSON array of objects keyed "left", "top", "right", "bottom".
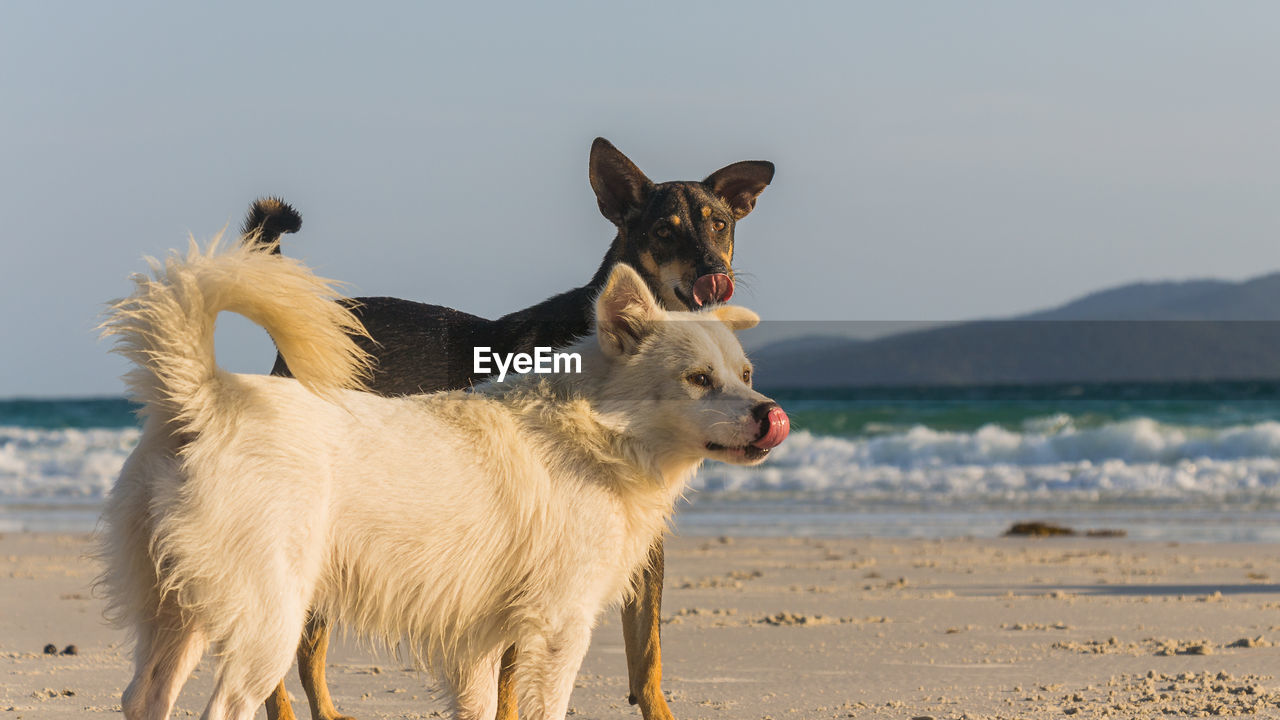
[
  {"left": 748, "top": 334, "right": 862, "bottom": 364},
  {"left": 1021, "top": 272, "right": 1280, "bottom": 321},
  {"left": 756, "top": 273, "right": 1280, "bottom": 388}
]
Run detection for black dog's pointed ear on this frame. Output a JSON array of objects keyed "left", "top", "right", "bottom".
[
  {"left": 704, "top": 160, "right": 775, "bottom": 220},
  {"left": 590, "top": 138, "right": 655, "bottom": 226}
]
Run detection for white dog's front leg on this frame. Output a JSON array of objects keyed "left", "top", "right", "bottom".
[
  {"left": 445, "top": 643, "right": 504, "bottom": 720},
  {"left": 518, "top": 624, "right": 593, "bottom": 720},
  {"left": 122, "top": 597, "right": 206, "bottom": 720}
]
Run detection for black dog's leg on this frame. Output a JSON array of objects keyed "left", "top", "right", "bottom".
[
  {"left": 265, "top": 616, "right": 354, "bottom": 720},
  {"left": 622, "top": 540, "right": 674, "bottom": 720}
]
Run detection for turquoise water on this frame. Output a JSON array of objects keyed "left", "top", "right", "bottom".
[
  {"left": 769, "top": 381, "right": 1280, "bottom": 437},
  {"left": 0, "top": 397, "right": 138, "bottom": 429},
  {"left": 10, "top": 381, "right": 1280, "bottom": 435}
]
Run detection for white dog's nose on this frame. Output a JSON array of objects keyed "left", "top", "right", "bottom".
[{"left": 751, "top": 403, "right": 789, "bottom": 449}]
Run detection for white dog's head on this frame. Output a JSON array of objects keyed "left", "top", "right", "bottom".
[{"left": 593, "top": 263, "right": 789, "bottom": 469}]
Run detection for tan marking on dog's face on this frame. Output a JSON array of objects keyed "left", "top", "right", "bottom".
[
  {"left": 636, "top": 251, "right": 662, "bottom": 279},
  {"left": 700, "top": 206, "right": 712, "bottom": 218},
  {"left": 635, "top": 251, "right": 687, "bottom": 310},
  {"left": 656, "top": 262, "right": 691, "bottom": 310},
  {"left": 668, "top": 215, "right": 680, "bottom": 227}
]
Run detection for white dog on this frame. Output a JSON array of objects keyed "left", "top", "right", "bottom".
[{"left": 97, "top": 238, "right": 789, "bottom": 720}]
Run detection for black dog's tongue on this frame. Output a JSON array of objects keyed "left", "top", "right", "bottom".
[{"left": 691, "top": 274, "right": 734, "bottom": 307}]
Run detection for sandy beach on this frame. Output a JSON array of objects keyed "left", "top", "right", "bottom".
[{"left": 3, "top": 532, "right": 1279, "bottom": 719}]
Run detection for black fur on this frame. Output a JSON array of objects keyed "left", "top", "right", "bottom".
[
  {"left": 256, "top": 138, "right": 773, "bottom": 394},
  {"left": 240, "top": 197, "right": 302, "bottom": 255}
]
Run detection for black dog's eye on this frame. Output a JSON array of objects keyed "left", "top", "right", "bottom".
[
  {"left": 655, "top": 227, "right": 671, "bottom": 239},
  {"left": 712, "top": 219, "right": 727, "bottom": 232},
  {"left": 687, "top": 372, "right": 712, "bottom": 388}
]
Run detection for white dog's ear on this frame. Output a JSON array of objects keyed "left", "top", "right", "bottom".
[
  {"left": 713, "top": 305, "right": 760, "bottom": 331},
  {"left": 596, "top": 263, "right": 660, "bottom": 356}
]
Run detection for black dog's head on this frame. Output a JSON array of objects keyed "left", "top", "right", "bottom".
[{"left": 589, "top": 138, "right": 774, "bottom": 311}]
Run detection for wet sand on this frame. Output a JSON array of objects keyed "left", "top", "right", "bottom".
[{"left": 3, "top": 532, "right": 1279, "bottom": 719}]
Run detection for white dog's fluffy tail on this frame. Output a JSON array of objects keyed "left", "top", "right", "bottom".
[{"left": 102, "top": 236, "right": 370, "bottom": 425}]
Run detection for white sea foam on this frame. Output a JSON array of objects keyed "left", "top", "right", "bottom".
[
  {"left": 3, "top": 417, "right": 1280, "bottom": 508},
  {"left": 0, "top": 426, "right": 139, "bottom": 502},
  {"left": 694, "top": 418, "right": 1280, "bottom": 505}
]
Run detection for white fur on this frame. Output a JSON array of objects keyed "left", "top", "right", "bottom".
[{"left": 97, "top": 238, "right": 775, "bottom": 720}]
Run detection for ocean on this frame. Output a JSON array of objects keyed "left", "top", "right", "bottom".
[{"left": 4, "top": 383, "right": 1280, "bottom": 541}]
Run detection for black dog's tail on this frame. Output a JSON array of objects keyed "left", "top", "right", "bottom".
[{"left": 239, "top": 197, "right": 302, "bottom": 254}]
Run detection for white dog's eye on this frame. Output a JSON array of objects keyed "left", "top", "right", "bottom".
[
  {"left": 742, "top": 368, "right": 752, "bottom": 385},
  {"left": 687, "top": 372, "right": 712, "bottom": 388}
]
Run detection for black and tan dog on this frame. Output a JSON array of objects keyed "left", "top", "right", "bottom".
[{"left": 251, "top": 138, "right": 773, "bottom": 720}]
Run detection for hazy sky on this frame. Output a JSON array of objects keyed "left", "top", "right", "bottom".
[{"left": 4, "top": 2, "right": 1280, "bottom": 397}]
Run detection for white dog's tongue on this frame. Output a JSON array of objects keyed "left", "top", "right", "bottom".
[
  {"left": 692, "top": 274, "right": 734, "bottom": 307},
  {"left": 752, "top": 406, "right": 790, "bottom": 450}
]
